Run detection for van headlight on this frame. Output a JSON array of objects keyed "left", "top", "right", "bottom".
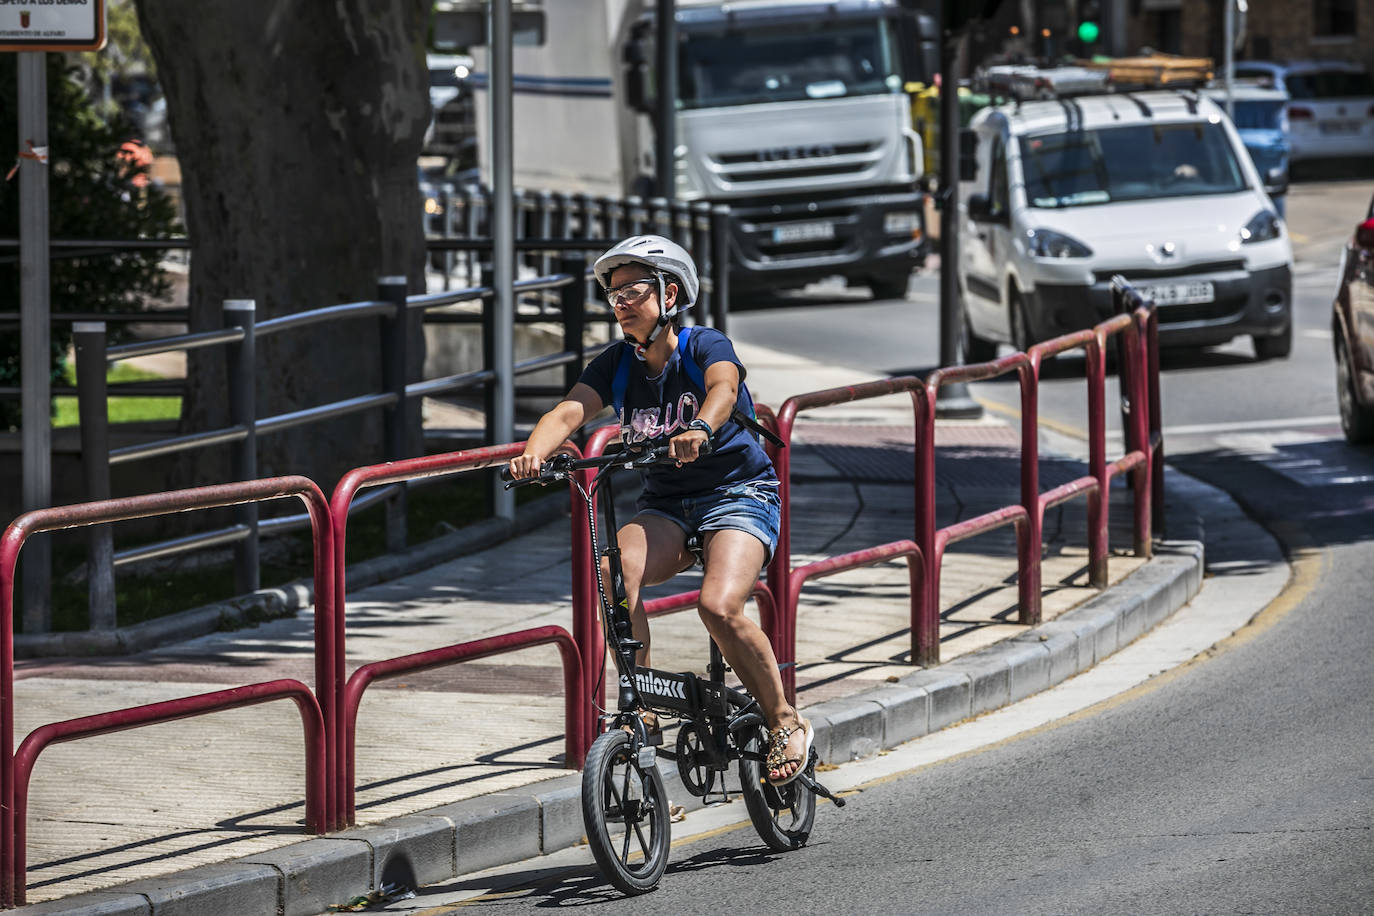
[
  {"left": 1025, "top": 228, "right": 1093, "bottom": 259},
  {"left": 1240, "top": 210, "right": 1282, "bottom": 244}
]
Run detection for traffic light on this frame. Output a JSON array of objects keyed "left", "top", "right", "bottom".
[{"left": 1077, "top": 0, "right": 1102, "bottom": 45}]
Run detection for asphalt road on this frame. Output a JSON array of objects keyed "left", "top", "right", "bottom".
[{"left": 360, "top": 181, "right": 1374, "bottom": 913}]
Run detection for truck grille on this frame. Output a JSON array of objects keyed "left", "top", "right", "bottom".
[{"left": 711, "top": 141, "right": 880, "bottom": 185}]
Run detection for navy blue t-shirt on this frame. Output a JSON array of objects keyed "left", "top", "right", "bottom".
[{"left": 579, "top": 327, "right": 777, "bottom": 501}]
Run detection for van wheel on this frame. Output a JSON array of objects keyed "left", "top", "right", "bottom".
[
  {"left": 962, "top": 308, "right": 998, "bottom": 363},
  {"left": 1336, "top": 331, "right": 1374, "bottom": 444},
  {"left": 1009, "top": 289, "right": 1033, "bottom": 353},
  {"left": 1253, "top": 323, "right": 1292, "bottom": 361}
]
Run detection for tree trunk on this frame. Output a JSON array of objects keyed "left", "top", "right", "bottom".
[{"left": 136, "top": 0, "right": 430, "bottom": 490}]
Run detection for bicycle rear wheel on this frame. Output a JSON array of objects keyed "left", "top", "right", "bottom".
[
  {"left": 738, "top": 724, "right": 816, "bottom": 851},
  {"left": 581, "top": 729, "right": 671, "bottom": 894}
]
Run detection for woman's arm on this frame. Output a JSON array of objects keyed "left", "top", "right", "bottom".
[
  {"left": 508, "top": 382, "right": 604, "bottom": 478},
  {"left": 668, "top": 360, "right": 738, "bottom": 464}
]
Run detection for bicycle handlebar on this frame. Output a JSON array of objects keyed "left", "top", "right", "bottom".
[{"left": 501, "top": 441, "right": 713, "bottom": 489}]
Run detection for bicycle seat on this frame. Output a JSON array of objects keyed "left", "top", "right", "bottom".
[{"left": 686, "top": 535, "right": 704, "bottom": 569}]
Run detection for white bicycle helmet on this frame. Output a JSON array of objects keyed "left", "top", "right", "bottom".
[{"left": 593, "top": 235, "right": 700, "bottom": 354}]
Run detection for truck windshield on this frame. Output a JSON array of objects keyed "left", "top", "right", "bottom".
[
  {"left": 1018, "top": 121, "right": 1247, "bottom": 209},
  {"left": 678, "top": 18, "right": 901, "bottom": 110}
]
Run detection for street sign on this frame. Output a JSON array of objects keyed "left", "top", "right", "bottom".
[{"left": 0, "top": 0, "right": 106, "bottom": 52}]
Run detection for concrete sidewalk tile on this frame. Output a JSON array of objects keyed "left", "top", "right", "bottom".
[
  {"left": 901, "top": 669, "right": 972, "bottom": 731},
  {"left": 425, "top": 794, "right": 541, "bottom": 876},
  {"left": 116, "top": 863, "right": 278, "bottom": 916},
  {"left": 865, "top": 682, "right": 932, "bottom": 746},
  {"left": 16, "top": 893, "right": 151, "bottom": 916},
  {"left": 239, "top": 838, "right": 372, "bottom": 916},
  {"left": 805, "top": 697, "right": 884, "bottom": 763},
  {"left": 342, "top": 815, "right": 456, "bottom": 894}
]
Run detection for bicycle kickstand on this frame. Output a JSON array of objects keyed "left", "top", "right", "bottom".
[{"left": 796, "top": 752, "right": 847, "bottom": 808}]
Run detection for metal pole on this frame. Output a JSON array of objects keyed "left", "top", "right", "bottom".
[
  {"left": 379, "top": 276, "right": 410, "bottom": 553},
  {"left": 710, "top": 205, "right": 730, "bottom": 333},
  {"left": 655, "top": 0, "right": 678, "bottom": 200},
  {"left": 224, "top": 300, "right": 259, "bottom": 597},
  {"left": 490, "top": 0, "right": 516, "bottom": 520},
  {"left": 936, "top": 20, "right": 982, "bottom": 419},
  {"left": 1223, "top": 0, "right": 1235, "bottom": 120},
  {"left": 73, "top": 322, "right": 115, "bottom": 630},
  {"left": 18, "top": 52, "right": 52, "bottom": 633}
]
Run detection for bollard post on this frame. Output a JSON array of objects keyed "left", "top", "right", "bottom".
[
  {"left": 73, "top": 322, "right": 116, "bottom": 630},
  {"left": 605, "top": 195, "right": 623, "bottom": 239},
  {"left": 379, "top": 276, "right": 410, "bottom": 554},
  {"left": 710, "top": 205, "right": 731, "bottom": 334},
  {"left": 627, "top": 195, "right": 645, "bottom": 235},
  {"left": 225, "top": 300, "right": 260, "bottom": 597},
  {"left": 649, "top": 197, "right": 669, "bottom": 238}
]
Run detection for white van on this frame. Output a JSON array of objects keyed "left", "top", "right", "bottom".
[{"left": 958, "top": 90, "right": 1294, "bottom": 361}]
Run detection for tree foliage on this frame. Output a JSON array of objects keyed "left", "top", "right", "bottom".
[{"left": 0, "top": 54, "right": 180, "bottom": 431}]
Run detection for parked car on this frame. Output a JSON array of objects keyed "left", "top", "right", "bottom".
[
  {"left": 1331, "top": 191, "right": 1374, "bottom": 443},
  {"left": 1232, "top": 60, "right": 1374, "bottom": 169},
  {"left": 959, "top": 89, "right": 1294, "bottom": 362},
  {"left": 1206, "top": 81, "right": 1290, "bottom": 216}
]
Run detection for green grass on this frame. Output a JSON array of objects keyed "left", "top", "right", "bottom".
[{"left": 53, "top": 360, "right": 182, "bottom": 427}]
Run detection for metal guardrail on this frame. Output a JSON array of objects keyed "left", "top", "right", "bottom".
[{"left": 0, "top": 476, "right": 336, "bottom": 907}]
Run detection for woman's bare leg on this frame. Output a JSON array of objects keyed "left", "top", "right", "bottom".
[{"left": 697, "top": 529, "right": 805, "bottom": 782}]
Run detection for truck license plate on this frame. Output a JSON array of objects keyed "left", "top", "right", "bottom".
[
  {"left": 773, "top": 220, "right": 835, "bottom": 244},
  {"left": 1319, "top": 120, "right": 1361, "bottom": 134},
  {"left": 1138, "top": 280, "right": 1215, "bottom": 306}
]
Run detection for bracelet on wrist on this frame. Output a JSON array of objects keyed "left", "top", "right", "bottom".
[{"left": 687, "top": 418, "right": 714, "bottom": 439}]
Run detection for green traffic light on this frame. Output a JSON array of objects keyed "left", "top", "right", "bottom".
[{"left": 1077, "top": 21, "right": 1100, "bottom": 43}]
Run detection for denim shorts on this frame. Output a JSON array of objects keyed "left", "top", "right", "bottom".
[{"left": 636, "top": 479, "right": 782, "bottom": 564}]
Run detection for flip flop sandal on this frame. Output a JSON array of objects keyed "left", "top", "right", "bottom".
[{"left": 764, "top": 716, "right": 813, "bottom": 786}]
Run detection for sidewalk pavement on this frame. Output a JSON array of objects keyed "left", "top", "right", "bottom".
[{"left": 15, "top": 340, "right": 1218, "bottom": 915}]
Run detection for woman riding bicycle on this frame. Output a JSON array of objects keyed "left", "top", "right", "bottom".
[{"left": 507, "top": 234, "right": 811, "bottom": 786}]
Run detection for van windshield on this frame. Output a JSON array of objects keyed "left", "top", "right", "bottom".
[
  {"left": 679, "top": 19, "right": 902, "bottom": 110},
  {"left": 1018, "top": 122, "right": 1248, "bottom": 208}
]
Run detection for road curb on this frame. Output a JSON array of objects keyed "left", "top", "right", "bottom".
[{"left": 19, "top": 472, "right": 1211, "bottom": 914}]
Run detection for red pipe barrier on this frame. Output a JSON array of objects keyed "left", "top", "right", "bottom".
[
  {"left": 340, "top": 625, "right": 583, "bottom": 824},
  {"left": 330, "top": 441, "right": 585, "bottom": 828},
  {"left": 768, "top": 377, "right": 934, "bottom": 697},
  {"left": 12, "top": 679, "right": 326, "bottom": 906},
  {"left": 0, "top": 476, "right": 334, "bottom": 907}
]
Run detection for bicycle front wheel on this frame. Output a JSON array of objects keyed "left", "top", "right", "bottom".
[
  {"left": 581, "top": 729, "right": 671, "bottom": 894},
  {"left": 738, "top": 724, "right": 816, "bottom": 851}
]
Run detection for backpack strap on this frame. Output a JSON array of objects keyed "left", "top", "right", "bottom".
[{"left": 611, "top": 342, "right": 633, "bottom": 417}]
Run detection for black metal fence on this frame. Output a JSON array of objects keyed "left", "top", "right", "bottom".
[{"left": 1, "top": 188, "right": 732, "bottom": 635}]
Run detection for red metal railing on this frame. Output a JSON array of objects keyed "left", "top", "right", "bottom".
[
  {"left": 329, "top": 441, "right": 587, "bottom": 828},
  {"left": 764, "top": 305, "right": 1159, "bottom": 688},
  {"left": 766, "top": 378, "right": 933, "bottom": 698},
  {"left": 340, "top": 625, "right": 582, "bottom": 824},
  {"left": 0, "top": 476, "right": 334, "bottom": 907}
]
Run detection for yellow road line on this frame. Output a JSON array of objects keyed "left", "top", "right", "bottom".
[{"left": 976, "top": 396, "right": 1089, "bottom": 442}]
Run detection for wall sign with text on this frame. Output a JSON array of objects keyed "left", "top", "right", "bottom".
[{"left": 0, "top": 0, "right": 106, "bottom": 52}]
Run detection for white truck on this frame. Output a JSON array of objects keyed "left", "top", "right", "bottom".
[{"left": 472, "top": 0, "right": 938, "bottom": 300}]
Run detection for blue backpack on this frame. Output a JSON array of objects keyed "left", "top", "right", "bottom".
[{"left": 610, "top": 326, "right": 784, "bottom": 447}]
